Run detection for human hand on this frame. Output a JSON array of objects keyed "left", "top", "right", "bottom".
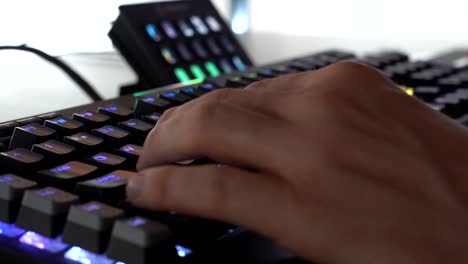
[{"left": 128, "top": 61, "right": 468, "bottom": 263}]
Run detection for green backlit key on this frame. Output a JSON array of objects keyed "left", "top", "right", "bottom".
[
  {"left": 190, "top": 65, "right": 206, "bottom": 80},
  {"left": 174, "top": 68, "right": 191, "bottom": 83},
  {"left": 204, "top": 61, "right": 221, "bottom": 77}
]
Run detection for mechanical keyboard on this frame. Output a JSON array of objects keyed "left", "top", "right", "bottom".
[{"left": 1, "top": 50, "right": 468, "bottom": 264}]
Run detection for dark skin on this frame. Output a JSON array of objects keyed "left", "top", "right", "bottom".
[{"left": 126, "top": 61, "right": 468, "bottom": 263}]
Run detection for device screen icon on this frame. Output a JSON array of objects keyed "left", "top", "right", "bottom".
[
  {"left": 190, "top": 16, "right": 209, "bottom": 35},
  {"left": 205, "top": 37, "right": 222, "bottom": 56},
  {"left": 161, "top": 20, "right": 179, "bottom": 39},
  {"left": 219, "top": 36, "right": 236, "bottom": 53},
  {"left": 160, "top": 46, "right": 178, "bottom": 64},
  {"left": 177, "top": 43, "right": 194, "bottom": 61},
  {"left": 232, "top": 56, "right": 247, "bottom": 71},
  {"left": 191, "top": 40, "right": 209, "bottom": 58},
  {"left": 219, "top": 58, "right": 233, "bottom": 73},
  {"left": 145, "top": 24, "right": 163, "bottom": 42},
  {"left": 205, "top": 16, "right": 222, "bottom": 32},
  {"left": 177, "top": 20, "right": 195, "bottom": 37}
]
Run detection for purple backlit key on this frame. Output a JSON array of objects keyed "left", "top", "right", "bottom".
[{"left": 75, "top": 170, "right": 136, "bottom": 201}]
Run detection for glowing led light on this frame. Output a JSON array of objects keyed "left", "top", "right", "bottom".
[
  {"left": 50, "top": 165, "right": 72, "bottom": 173},
  {"left": 176, "top": 245, "right": 192, "bottom": 258},
  {"left": 174, "top": 68, "right": 191, "bottom": 83},
  {"left": 121, "top": 146, "right": 135, "bottom": 153},
  {"left": 37, "top": 188, "right": 56, "bottom": 196},
  {"left": 400, "top": 86, "right": 415, "bottom": 96},
  {"left": 65, "top": 246, "right": 115, "bottom": 264},
  {"left": 204, "top": 62, "right": 221, "bottom": 77},
  {"left": 104, "top": 106, "right": 118, "bottom": 112},
  {"left": 19, "top": 231, "right": 68, "bottom": 253},
  {"left": 93, "top": 155, "right": 108, "bottom": 161},
  {"left": 190, "top": 64, "right": 206, "bottom": 80},
  {"left": 0, "top": 175, "right": 15, "bottom": 183},
  {"left": 0, "top": 221, "right": 25, "bottom": 238},
  {"left": 53, "top": 119, "right": 68, "bottom": 124},
  {"left": 145, "top": 24, "right": 162, "bottom": 42},
  {"left": 91, "top": 175, "right": 122, "bottom": 184},
  {"left": 232, "top": 56, "right": 246, "bottom": 71},
  {"left": 23, "top": 126, "right": 37, "bottom": 131},
  {"left": 83, "top": 203, "right": 101, "bottom": 212},
  {"left": 12, "top": 152, "right": 22, "bottom": 157},
  {"left": 143, "top": 97, "right": 155, "bottom": 103},
  {"left": 127, "top": 121, "right": 137, "bottom": 126},
  {"left": 231, "top": 12, "right": 249, "bottom": 34},
  {"left": 184, "top": 87, "right": 195, "bottom": 93},
  {"left": 81, "top": 112, "right": 94, "bottom": 117},
  {"left": 164, "top": 92, "right": 177, "bottom": 98},
  {"left": 161, "top": 47, "right": 177, "bottom": 64},
  {"left": 128, "top": 217, "right": 146, "bottom": 227}
]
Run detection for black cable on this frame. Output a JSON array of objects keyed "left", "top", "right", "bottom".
[{"left": 0, "top": 44, "right": 103, "bottom": 101}]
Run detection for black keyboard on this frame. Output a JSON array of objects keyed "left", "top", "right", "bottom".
[{"left": 1, "top": 50, "right": 468, "bottom": 264}]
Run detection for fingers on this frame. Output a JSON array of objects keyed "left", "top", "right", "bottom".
[
  {"left": 126, "top": 164, "right": 288, "bottom": 234},
  {"left": 137, "top": 89, "right": 285, "bottom": 173}
]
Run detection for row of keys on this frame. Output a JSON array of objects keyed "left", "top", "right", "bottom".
[
  {"left": 145, "top": 15, "right": 223, "bottom": 42},
  {"left": 160, "top": 37, "right": 237, "bottom": 65}
]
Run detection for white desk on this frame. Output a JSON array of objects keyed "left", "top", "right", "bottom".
[{"left": 0, "top": 32, "right": 465, "bottom": 122}]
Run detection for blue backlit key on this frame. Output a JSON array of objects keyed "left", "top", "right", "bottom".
[
  {"left": 0, "top": 148, "right": 45, "bottom": 174},
  {"left": 88, "top": 153, "right": 127, "bottom": 172},
  {"left": 199, "top": 83, "right": 218, "bottom": 92},
  {"left": 181, "top": 87, "right": 207, "bottom": 98},
  {"left": 134, "top": 97, "right": 172, "bottom": 117},
  {"left": 191, "top": 40, "right": 209, "bottom": 58},
  {"left": 118, "top": 119, "right": 153, "bottom": 139},
  {"left": 63, "top": 201, "right": 124, "bottom": 253},
  {"left": 161, "top": 91, "right": 192, "bottom": 105},
  {"left": 32, "top": 140, "right": 76, "bottom": 163},
  {"left": 98, "top": 105, "right": 134, "bottom": 122},
  {"left": 64, "top": 132, "right": 104, "bottom": 154},
  {"left": 9, "top": 123, "right": 57, "bottom": 150},
  {"left": 107, "top": 216, "right": 176, "bottom": 264},
  {"left": 38, "top": 161, "right": 99, "bottom": 190},
  {"left": 73, "top": 111, "right": 111, "bottom": 128},
  {"left": 92, "top": 126, "right": 130, "bottom": 147},
  {"left": 0, "top": 174, "right": 38, "bottom": 223},
  {"left": 16, "top": 187, "right": 79, "bottom": 237},
  {"left": 75, "top": 170, "right": 137, "bottom": 201},
  {"left": 117, "top": 144, "right": 143, "bottom": 162},
  {"left": 142, "top": 112, "right": 162, "bottom": 125},
  {"left": 44, "top": 117, "right": 84, "bottom": 136}
]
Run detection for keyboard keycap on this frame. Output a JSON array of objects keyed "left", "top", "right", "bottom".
[
  {"left": 117, "top": 144, "right": 143, "bottom": 161},
  {"left": 88, "top": 153, "right": 128, "bottom": 171},
  {"left": 44, "top": 117, "right": 84, "bottom": 137},
  {"left": 107, "top": 217, "right": 176, "bottom": 264},
  {"left": 73, "top": 111, "right": 111, "bottom": 128},
  {"left": 98, "top": 105, "right": 134, "bottom": 122},
  {"left": 226, "top": 76, "right": 252, "bottom": 87},
  {"left": 16, "top": 187, "right": 79, "bottom": 237},
  {"left": 119, "top": 119, "right": 153, "bottom": 139},
  {"left": 9, "top": 123, "right": 57, "bottom": 150},
  {"left": 199, "top": 83, "right": 218, "bottom": 92},
  {"left": 32, "top": 140, "right": 76, "bottom": 164},
  {"left": 142, "top": 112, "right": 162, "bottom": 124},
  {"left": 64, "top": 132, "right": 104, "bottom": 154},
  {"left": 62, "top": 201, "right": 124, "bottom": 253},
  {"left": 135, "top": 97, "right": 172, "bottom": 117},
  {"left": 0, "top": 148, "right": 45, "bottom": 174},
  {"left": 92, "top": 126, "right": 130, "bottom": 147},
  {"left": 75, "top": 170, "right": 137, "bottom": 201},
  {"left": 0, "top": 174, "right": 38, "bottom": 223},
  {"left": 181, "top": 87, "right": 207, "bottom": 98},
  {"left": 161, "top": 91, "right": 192, "bottom": 105},
  {"left": 38, "top": 161, "right": 99, "bottom": 189}
]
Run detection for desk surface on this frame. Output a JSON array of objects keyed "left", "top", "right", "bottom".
[{"left": 0, "top": 32, "right": 466, "bottom": 122}]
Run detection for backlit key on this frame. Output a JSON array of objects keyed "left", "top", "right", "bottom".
[
  {"left": 142, "top": 112, "right": 162, "bottom": 125},
  {"left": 75, "top": 170, "right": 137, "bottom": 201},
  {"left": 92, "top": 126, "right": 130, "bottom": 147},
  {"left": 117, "top": 144, "right": 143, "bottom": 162},
  {"left": 118, "top": 119, "right": 153, "bottom": 139},
  {"left": 64, "top": 133, "right": 104, "bottom": 154},
  {"left": 44, "top": 117, "right": 84, "bottom": 136},
  {"left": 0, "top": 148, "right": 44, "bottom": 174},
  {"left": 38, "top": 161, "right": 98, "bottom": 189},
  {"left": 134, "top": 97, "right": 171, "bottom": 117},
  {"left": 98, "top": 105, "right": 134, "bottom": 122},
  {"left": 9, "top": 123, "right": 56, "bottom": 150},
  {"left": 88, "top": 153, "right": 127, "bottom": 172},
  {"left": 32, "top": 140, "right": 76, "bottom": 163},
  {"left": 73, "top": 111, "right": 111, "bottom": 128}
]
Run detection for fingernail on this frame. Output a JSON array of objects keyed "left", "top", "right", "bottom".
[{"left": 126, "top": 175, "right": 145, "bottom": 201}]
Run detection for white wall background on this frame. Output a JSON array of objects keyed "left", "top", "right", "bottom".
[{"left": 0, "top": 0, "right": 466, "bottom": 54}]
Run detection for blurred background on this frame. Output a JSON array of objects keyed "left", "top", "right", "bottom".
[
  {"left": 0, "top": 0, "right": 467, "bottom": 121},
  {"left": 1, "top": 0, "right": 467, "bottom": 54}
]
